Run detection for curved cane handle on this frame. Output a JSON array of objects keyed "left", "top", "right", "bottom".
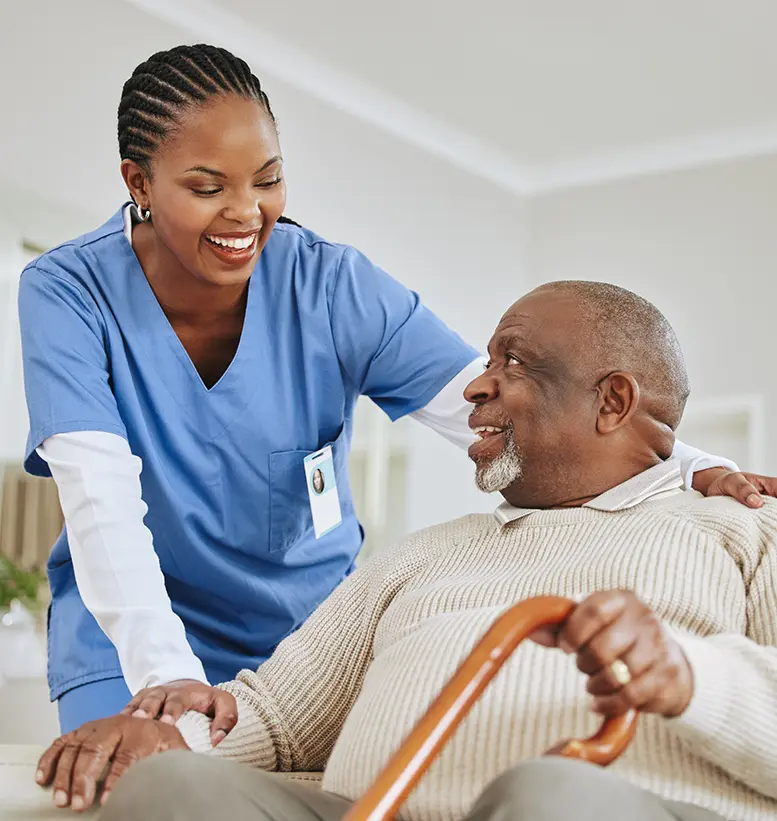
[{"left": 342, "top": 596, "right": 638, "bottom": 821}]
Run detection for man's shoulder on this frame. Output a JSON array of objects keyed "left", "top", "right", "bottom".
[{"left": 654, "top": 491, "right": 777, "bottom": 544}]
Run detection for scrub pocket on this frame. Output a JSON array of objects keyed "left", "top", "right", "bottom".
[{"left": 268, "top": 427, "right": 348, "bottom": 554}]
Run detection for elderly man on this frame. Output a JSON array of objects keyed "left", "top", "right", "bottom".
[{"left": 38, "top": 282, "right": 777, "bottom": 821}]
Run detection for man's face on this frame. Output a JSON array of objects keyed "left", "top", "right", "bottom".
[{"left": 464, "top": 289, "right": 597, "bottom": 507}]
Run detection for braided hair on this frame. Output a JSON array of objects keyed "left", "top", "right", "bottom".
[{"left": 118, "top": 44, "right": 298, "bottom": 225}]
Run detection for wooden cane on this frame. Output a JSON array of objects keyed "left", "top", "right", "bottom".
[{"left": 342, "top": 595, "right": 638, "bottom": 821}]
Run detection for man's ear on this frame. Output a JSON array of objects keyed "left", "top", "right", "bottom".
[{"left": 595, "top": 372, "right": 640, "bottom": 435}]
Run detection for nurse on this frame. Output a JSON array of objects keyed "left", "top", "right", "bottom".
[{"left": 18, "top": 44, "right": 774, "bottom": 737}]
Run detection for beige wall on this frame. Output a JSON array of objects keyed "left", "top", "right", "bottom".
[{"left": 526, "top": 154, "right": 777, "bottom": 473}]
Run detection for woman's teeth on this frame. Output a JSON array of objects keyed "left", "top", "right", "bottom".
[
  {"left": 205, "top": 234, "right": 257, "bottom": 250},
  {"left": 473, "top": 426, "right": 504, "bottom": 439}
]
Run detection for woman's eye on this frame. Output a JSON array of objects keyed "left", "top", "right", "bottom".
[
  {"left": 255, "top": 178, "right": 283, "bottom": 189},
  {"left": 192, "top": 188, "right": 221, "bottom": 196}
]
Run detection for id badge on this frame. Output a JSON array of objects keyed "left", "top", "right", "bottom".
[{"left": 304, "top": 446, "right": 343, "bottom": 538}]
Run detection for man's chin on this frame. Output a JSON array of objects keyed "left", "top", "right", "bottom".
[{"left": 474, "top": 458, "right": 523, "bottom": 494}]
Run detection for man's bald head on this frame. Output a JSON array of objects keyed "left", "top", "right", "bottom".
[{"left": 531, "top": 281, "right": 690, "bottom": 429}]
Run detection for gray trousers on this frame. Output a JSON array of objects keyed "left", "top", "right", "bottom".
[{"left": 99, "top": 750, "right": 726, "bottom": 821}]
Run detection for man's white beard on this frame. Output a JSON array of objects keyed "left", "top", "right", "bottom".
[{"left": 474, "top": 427, "right": 523, "bottom": 493}]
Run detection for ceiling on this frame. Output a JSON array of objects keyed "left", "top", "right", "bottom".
[
  {"left": 132, "top": 0, "right": 777, "bottom": 192},
  {"left": 219, "top": 0, "right": 777, "bottom": 163},
  {"left": 2, "top": 0, "right": 777, "bottom": 215}
]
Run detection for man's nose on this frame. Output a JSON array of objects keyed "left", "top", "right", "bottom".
[{"left": 464, "top": 370, "right": 498, "bottom": 405}]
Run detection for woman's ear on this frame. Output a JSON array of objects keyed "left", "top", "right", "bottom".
[
  {"left": 595, "top": 372, "right": 640, "bottom": 435},
  {"left": 120, "top": 159, "right": 150, "bottom": 210}
]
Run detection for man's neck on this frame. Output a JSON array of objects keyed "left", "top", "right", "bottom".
[{"left": 500, "top": 453, "right": 665, "bottom": 510}]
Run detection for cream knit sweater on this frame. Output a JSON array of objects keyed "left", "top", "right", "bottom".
[{"left": 177, "top": 461, "right": 777, "bottom": 821}]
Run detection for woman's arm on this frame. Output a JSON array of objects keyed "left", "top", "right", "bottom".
[{"left": 39, "top": 430, "right": 208, "bottom": 695}]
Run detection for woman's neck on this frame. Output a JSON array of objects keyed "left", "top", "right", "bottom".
[{"left": 132, "top": 222, "right": 248, "bottom": 326}]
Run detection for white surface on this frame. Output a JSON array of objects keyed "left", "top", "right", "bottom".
[{"left": 0, "top": 745, "right": 95, "bottom": 821}]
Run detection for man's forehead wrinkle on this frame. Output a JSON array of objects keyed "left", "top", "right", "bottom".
[{"left": 492, "top": 312, "right": 547, "bottom": 356}]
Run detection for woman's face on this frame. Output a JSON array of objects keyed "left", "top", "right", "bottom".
[{"left": 123, "top": 94, "right": 287, "bottom": 287}]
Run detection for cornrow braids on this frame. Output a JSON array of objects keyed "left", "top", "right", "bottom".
[
  {"left": 119, "top": 44, "right": 299, "bottom": 226},
  {"left": 118, "top": 44, "right": 277, "bottom": 174}
]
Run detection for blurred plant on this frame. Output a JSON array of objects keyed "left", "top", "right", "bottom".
[{"left": 0, "top": 556, "right": 45, "bottom": 611}]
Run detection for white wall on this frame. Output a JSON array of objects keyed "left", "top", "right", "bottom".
[{"left": 526, "top": 154, "right": 777, "bottom": 474}]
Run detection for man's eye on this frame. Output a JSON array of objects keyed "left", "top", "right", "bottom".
[{"left": 506, "top": 354, "right": 523, "bottom": 366}]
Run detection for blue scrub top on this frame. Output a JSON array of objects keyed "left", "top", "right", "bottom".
[{"left": 19, "top": 207, "right": 478, "bottom": 700}]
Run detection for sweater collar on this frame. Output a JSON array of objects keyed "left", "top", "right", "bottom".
[{"left": 494, "top": 459, "right": 685, "bottom": 527}]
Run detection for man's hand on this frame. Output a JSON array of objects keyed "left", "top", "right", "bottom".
[
  {"left": 121, "top": 679, "right": 238, "bottom": 746},
  {"left": 692, "top": 468, "right": 777, "bottom": 509},
  {"left": 36, "top": 715, "right": 188, "bottom": 812},
  {"left": 531, "top": 590, "right": 694, "bottom": 718}
]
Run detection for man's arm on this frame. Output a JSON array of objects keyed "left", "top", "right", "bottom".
[
  {"left": 665, "top": 504, "right": 777, "bottom": 798},
  {"left": 176, "top": 528, "right": 434, "bottom": 771}
]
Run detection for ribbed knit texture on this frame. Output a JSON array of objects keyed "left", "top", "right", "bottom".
[{"left": 177, "top": 479, "right": 777, "bottom": 821}]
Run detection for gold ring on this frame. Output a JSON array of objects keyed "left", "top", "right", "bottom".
[{"left": 610, "top": 659, "right": 632, "bottom": 687}]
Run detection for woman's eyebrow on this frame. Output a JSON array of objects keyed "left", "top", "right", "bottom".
[{"left": 183, "top": 156, "right": 283, "bottom": 178}]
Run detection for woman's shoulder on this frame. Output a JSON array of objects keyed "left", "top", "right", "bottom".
[
  {"left": 19, "top": 208, "right": 127, "bottom": 318},
  {"left": 270, "top": 219, "right": 346, "bottom": 252},
  {"left": 23, "top": 208, "right": 126, "bottom": 288}
]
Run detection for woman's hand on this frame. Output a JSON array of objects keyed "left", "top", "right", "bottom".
[
  {"left": 531, "top": 590, "right": 694, "bottom": 718},
  {"left": 36, "top": 715, "right": 187, "bottom": 812},
  {"left": 121, "top": 679, "right": 238, "bottom": 746},
  {"left": 692, "top": 468, "right": 777, "bottom": 508}
]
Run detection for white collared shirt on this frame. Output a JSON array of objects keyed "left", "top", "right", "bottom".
[{"left": 494, "top": 459, "right": 687, "bottom": 527}]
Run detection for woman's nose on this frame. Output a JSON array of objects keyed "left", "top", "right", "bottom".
[{"left": 223, "top": 190, "right": 263, "bottom": 224}]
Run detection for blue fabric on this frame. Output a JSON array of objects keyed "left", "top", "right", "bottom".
[
  {"left": 19, "top": 206, "right": 478, "bottom": 701},
  {"left": 57, "top": 676, "right": 133, "bottom": 734}
]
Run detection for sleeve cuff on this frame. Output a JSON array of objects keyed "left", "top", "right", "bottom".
[
  {"left": 175, "top": 711, "right": 215, "bottom": 754},
  {"left": 140, "top": 658, "right": 209, "bottom": 692},
  {"left": 663, "top": 628, "right": 736, "bottom": 750},
  {"left": 176, "top": 697, "right": 278, "bottom": 769},
  {"left": 681, "top": 455, "right": 739, "bottom": 491}
]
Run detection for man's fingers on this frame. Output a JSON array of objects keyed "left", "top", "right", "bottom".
[
  {"left": 558, "top": 591, "right": 630, "bottom": 653},
  {"left": 591, "top": 664, "right": 664, "bottom": 716},
  {"left": 585, "top": 630, "right": 660, "bottom": 695},
  {"left": 210, "top": 691, "right": 238, "bottom": 745},
  {"left": 51, "top": 741, "right": 80, "bottom": 808},
  {"left": 575, "top": 616, "right": 638, "bottom": 676},
  {"left": 527, "top": 624, "right": 561, "bottom": 648},
  {"left": 36, "top": 736, "right": 66, "bottom": 786},
  {"left": 69, "top": 735, "right": 119, "bottom": 813}
]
